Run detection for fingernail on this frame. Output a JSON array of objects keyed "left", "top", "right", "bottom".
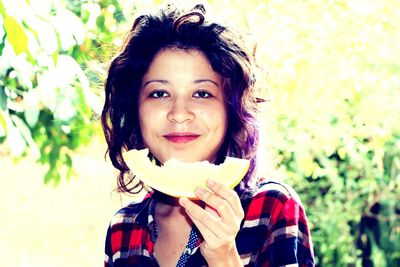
[
  {"left": 207, "top": 179, "right": 215, "bottom": 186},
  {"left": 179, "top": 198, "right": 188, "bottom": 206},
  {"left": 195, "top": 187, "right": 205, "bottom": 196}
]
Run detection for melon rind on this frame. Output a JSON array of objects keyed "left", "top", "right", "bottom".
[{"left": 123, "top": 149, "right": 250, "bottom": 198}]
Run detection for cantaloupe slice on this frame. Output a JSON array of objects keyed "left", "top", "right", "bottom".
[{"left": 123, "top": 149, "right": 250, "bottom": 198}]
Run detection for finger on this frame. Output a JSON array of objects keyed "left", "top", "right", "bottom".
[
  {"left": 185, "top": 207, "right": 238, "bottom": 252},
  {"left": 206, "top": 179, "right": 244, "bottom": 219},
  {"left": 179, "top": 197, "right": 223, "bottom": 237},
  {"left": 204, "top": 204, "right": 220, "bottom": 218},
  {"left": 185, "top": 210, "right": 219, "bottom": 246},
  {"left": 194, "top": 187, "right": 236, "bottom": 222}
]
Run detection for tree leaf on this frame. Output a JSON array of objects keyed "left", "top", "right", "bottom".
[
  {"left": 11, "top": 114, "right": 40, "bottom": 159},
  {"left": 0, "top": 32, "right": 6, "bottom": 57},
  {"left": 0, "top": 0, "right": 4, "bottom": 56},
  {"left": 23, "top": 90, "right": 40, "bottom": 127},
  {"left": 3, "top": 15, "right": 28, "bottom": 55},
  {"left": 7, "top": 121, "right": 26, "bottom": 156},
  {"left": 0, "top": 85, "right": 6, "bottom": 110},
  {"left": 44, "top": 168, "right": 60, "bottom": 185},
  {"left": 53, "top": 48, "right": 59, "bottom": 64},
  {"left": 0, "top": 109, "right": 6, "bottom": 137},
  {"left": 0, "top": 0, "right": 5, "bottom": 17}
]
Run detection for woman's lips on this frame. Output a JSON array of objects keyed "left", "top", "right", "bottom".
[{"left": 163, "top": 132, "right": 200, "bottom": 143}]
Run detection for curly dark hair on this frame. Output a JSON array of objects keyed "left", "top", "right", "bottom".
[{"left": 101, "top": 3, "right": 262, "bottom": 195}]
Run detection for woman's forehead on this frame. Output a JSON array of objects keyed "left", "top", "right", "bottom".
[{"left": 144, "top": 48, "right": 220, "bottom": 79}]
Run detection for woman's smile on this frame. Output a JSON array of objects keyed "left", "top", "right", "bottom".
[{"left": 163, "top": 132, "right": 201, "bottom": 144}]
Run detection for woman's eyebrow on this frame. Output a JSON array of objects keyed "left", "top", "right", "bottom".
[
  {"left": 143, "top": 79, "right": 219, "bottom": 87},
  {"left": 194, "top": 79, "right": 219, "bottom": 87},
  {"left": 142, "top": 79, "right": 168, "bottom": 87}
]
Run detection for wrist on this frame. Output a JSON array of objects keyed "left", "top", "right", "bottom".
[
  {"left": 208, "top": 258, "right": 242, "bottom": 267},
  {"left": 204, "top": 246, "right": 242, "bottom": 267}
]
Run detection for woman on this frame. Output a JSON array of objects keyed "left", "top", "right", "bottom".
[{"left": 102, "top": 4, "right": 314, "bottom": 267}]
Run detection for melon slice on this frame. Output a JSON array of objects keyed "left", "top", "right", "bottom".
[{"left": 123, "top": 149, "right": 250, "bottom": 198}]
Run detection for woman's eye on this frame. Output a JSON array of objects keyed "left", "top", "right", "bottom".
[
  {"left": 193, "top": 90, "right": 212, "bottom": 98},
  {"left": 149, "top": 90, "right": 169, "bottom": 98}
]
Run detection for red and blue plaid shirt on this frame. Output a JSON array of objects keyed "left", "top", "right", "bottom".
[{"left": 104, "top": 181, "right": 315, "bottom": 266}]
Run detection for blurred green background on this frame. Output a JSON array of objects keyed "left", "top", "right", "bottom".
[{"left": 1, "top": 0, "right": 399, "bottom": 266}]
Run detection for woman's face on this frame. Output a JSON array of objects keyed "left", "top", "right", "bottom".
[{"left": 138, "top": 48, "right": 228, "bottom": 163}]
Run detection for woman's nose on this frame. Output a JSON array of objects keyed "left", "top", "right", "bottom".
[{"left": 167, "top": 98, "right": 195, "bottom": 123}]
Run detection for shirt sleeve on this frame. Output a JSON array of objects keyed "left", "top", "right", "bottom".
[
  {"left": 260, "top": 193, "right": 315, "bottom": 266},
  {"left": 104, "top": 224, "right": 114, "bottom": 267}
]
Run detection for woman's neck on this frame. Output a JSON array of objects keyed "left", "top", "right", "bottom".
[
  {"left": 153, "top": 191, "right": 202, "bottom": 220},
  {"left": 153, "top": 191, "right": 185, "bottom": 218}
]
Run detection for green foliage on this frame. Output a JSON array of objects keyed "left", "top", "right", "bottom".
[
  {"left": 3, "top": 15, "right": 28, "bottom": 55},
  {"left": 0, "top": 0, "right": 124, "bottom": 184},
  {"left": 251, "top": 1, "right": 400, "bottom": 266}
]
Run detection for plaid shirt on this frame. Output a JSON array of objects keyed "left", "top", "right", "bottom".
[{"left": 104, "top": 181, "right": 314, "bottom": 266}]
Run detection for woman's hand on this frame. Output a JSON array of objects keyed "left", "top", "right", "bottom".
[{"left": 179, "top": 179, "right": 244, "bottom": 267}]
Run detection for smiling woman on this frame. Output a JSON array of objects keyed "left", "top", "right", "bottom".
[
  {"left": 101, "top": 3, "right": 314, "bottom": 267},
  {"left": 138, "top": 49, "right": 227, "bottom": 164}
]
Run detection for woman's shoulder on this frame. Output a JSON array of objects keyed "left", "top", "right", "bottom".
[
  {"left": 241, "top": 179, "right": 304, "bottom": 207},
  {"left": 258, "top": 179, "right": 302, "bottom": 200},
  {"left": 239, "top": 179, "right": 315, "bottom": 266},
  {"left": 109, "top": 194, "right": 152, "bottom": 227}
]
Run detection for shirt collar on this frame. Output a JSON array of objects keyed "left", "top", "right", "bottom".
[
  {"left": 134, "top": 193, "right": 206, "bottom": 246},
  {"left": 133, "top": 193, "right": 158, "bottom": 242},
  {"left": 132, "top": 193, "right": 153, "bottom": 224}
]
